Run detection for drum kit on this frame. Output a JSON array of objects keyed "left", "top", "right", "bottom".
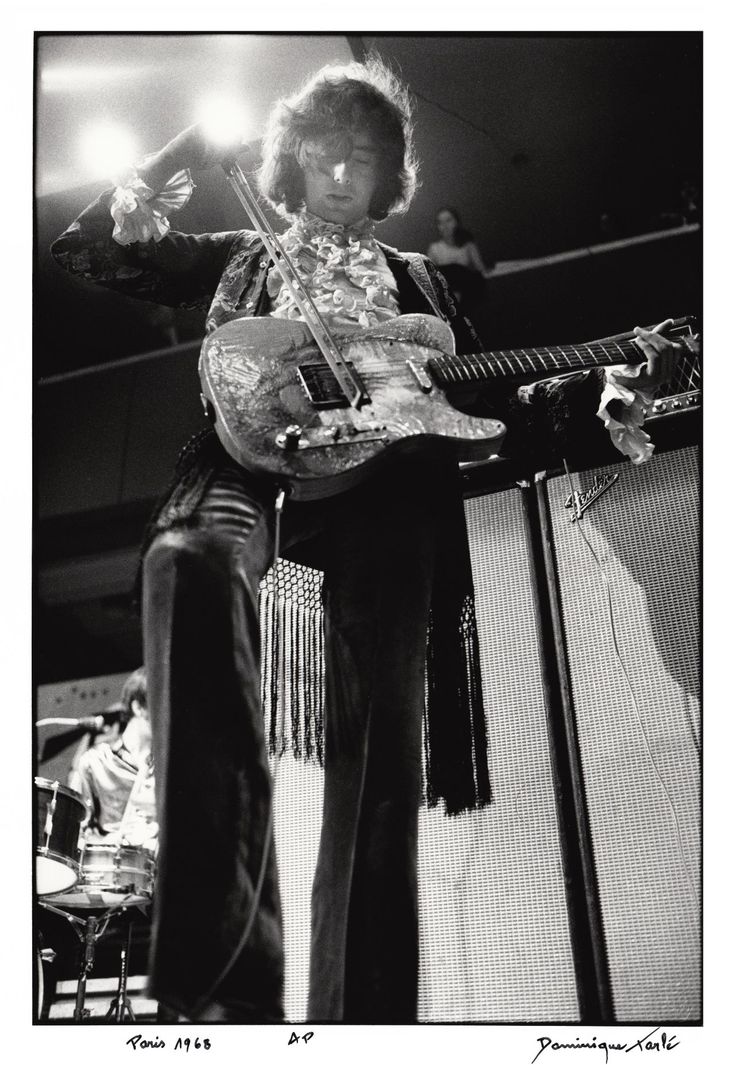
[{"left": 35, "top": 777, "right": 157, "bottom": 1022}]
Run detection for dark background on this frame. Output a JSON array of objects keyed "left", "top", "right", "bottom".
[{"left": 35, "top": 32, "right": 702, "bottom": 685}]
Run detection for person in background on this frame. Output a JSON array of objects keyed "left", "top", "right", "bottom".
[
  {"left": 428, "top": 205, "right": 494, "bottom": 317},
  {"left": 74, "top": 667, "right": 157, "bottom": 849}
]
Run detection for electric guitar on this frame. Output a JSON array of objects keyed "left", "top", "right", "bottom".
[
  {"left": 199, "top": 311, "right": 700, "bottom": 501},
  {"left": 200, "top": 161, "right": 699, "bottom": 500}
]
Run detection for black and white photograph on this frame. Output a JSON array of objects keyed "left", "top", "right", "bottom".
[{"left": 8, "top": 12, "right": 727, "bottom": 1060}]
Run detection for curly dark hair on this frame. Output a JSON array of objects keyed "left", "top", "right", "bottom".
[
  {"left": 259, "top": 57, "right": 419, "bottom": 221},
  {"left": 121, "top": 666, "right": 147, "bottom": 717}
]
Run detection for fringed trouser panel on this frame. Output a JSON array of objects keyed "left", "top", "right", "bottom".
[{"left": 142, "top": 459, "right": 440, "bottom": 1021}]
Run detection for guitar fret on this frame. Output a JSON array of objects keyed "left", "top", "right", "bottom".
[
  {"left": 469, "top": 352, "right": 487, "bottom": 380},
  {"left": 510, "top": 349, "right": 528, "bottom": 374},
  {"left": 557, "top": 345, "right": 574, "bottom": 369},
  {"left": 592, "top": 341, "right": 613, "bottom": 365},
  {"left": 500, "top": 351, "right": 519, "bottom": 375},
  {"left": 430, "top": 357, "right": 449, "bottom": 384},
  {"left": 479, "top": 354, "right": 501, "bottom": 379},
  {"left": 455, "top": 355, "right": 474, "bottom": 383},
  {"left": 466, "top": 353, "right": 482, "bottom": 380},
  {"left": 609, "top": 340, "right": 639, "bottom": 366},
  {"left": 522, "top": 349, "right": 538, "bottom": 373},
  {"left": 444, "top": 357, "right": 461, "bottom": 384}
]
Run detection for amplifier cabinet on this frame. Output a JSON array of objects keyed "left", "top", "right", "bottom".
[
  {"left": 543, "top": 446, "right": 701, "bottom": 1022},
  {"left": 264, "top": 449, "right": 701, "bottom": 1022}
]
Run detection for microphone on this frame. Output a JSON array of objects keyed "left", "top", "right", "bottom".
[
  {"left": 78, "top": 705, "right": 127, "bottom": 731},
  {"left": 77, "top": 712, "right": 115, "bottom": 731},
  {"left": 36, "top": 705, "right": 125, "bottom": 732},
  {"left": 37, "top": 705, "right": 127, "bottom": 763}
]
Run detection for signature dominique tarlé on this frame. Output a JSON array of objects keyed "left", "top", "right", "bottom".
[{"left": 531, "top": 1026, "right": 680, "bottom": 1064}]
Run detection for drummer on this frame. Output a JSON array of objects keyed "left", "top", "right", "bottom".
[{"left": 71, "top": 668, "right": 157, "bottom": 851}]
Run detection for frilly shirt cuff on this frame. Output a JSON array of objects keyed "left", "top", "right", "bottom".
[
  {"left": 597, "top": 363, "right": 656, "bottom": 465},
  {"left": 110, "top": 168, "right": 194, "bottom": 246}
]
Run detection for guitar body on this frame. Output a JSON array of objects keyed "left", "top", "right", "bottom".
[{"left": 199, "top": 313, "right": 506, "bottom": 500}]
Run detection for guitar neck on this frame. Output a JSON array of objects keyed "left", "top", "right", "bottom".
[
  {"left": 427, "top": 317, "right": 697, "bottom": 390},
  {"left": 427, "top": 336, "right": 646, "bottom": 390}
]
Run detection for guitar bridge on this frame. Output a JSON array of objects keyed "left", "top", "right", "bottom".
[
  {"left": 297, "top": 362, "right": 368, "bottom": 409},
  {"left": 275, "top": 422, "right": 389, "bottom": 451}
]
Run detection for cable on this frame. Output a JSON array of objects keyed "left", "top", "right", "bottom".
[{"left": 562, "top": 459, "right": 699, "bottom": 910}]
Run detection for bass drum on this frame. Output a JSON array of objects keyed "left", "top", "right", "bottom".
[{"left": 35, "top": 778, "right": 89, "bottom": 895}]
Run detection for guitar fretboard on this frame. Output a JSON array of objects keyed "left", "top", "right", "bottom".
[{"left": 427, "top": 337, "right": 644, "bottom": 389}]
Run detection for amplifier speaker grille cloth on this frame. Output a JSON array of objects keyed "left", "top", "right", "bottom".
[
  {"left": 545, "top": 446, "right": 701, "bottom": 1021},
  {"left": 266, "top": 488, "right": 579, "bottom": 1023}
]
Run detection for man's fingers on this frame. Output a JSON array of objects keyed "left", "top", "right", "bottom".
[
  {"left": 634, "top": 319, "right": 674, "bottom": 338},
  {"left": 633, "top": 321, "right": 675, "bottom": 355},
  {"left": 634, "top": 332, "right": 668, "bottom": 355},
  {"left": 651, "top": 318, "right": 674, "bottom": 335},
  {"left": 631, "top": 320, "right": 678, "bottom": 389}
]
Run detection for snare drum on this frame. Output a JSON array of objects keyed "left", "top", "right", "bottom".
[
  {"left": 47, "top": 842, "right": 156, "bottom": 909},
  {"left": 35, "top": 778, "right": 89, "bottom": 895}
]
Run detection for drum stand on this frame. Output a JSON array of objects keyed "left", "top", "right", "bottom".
[
  {"left": 106, "top": 919, "right": 135, "bottom": 1021},
  {"left": 38, "top": 897, "right": 144, "bottom": 1022}
]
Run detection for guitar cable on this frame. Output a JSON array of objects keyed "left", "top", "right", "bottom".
[
  {"left": 562, "top": 458, "right": 700, "bottom": 911},
  {"left": 191, "top": 486, "right": 289, "bottom": 1019}
]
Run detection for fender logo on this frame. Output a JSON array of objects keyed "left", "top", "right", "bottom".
[{"left": 564, "top": 471, "right": 619, "bottom": 521}]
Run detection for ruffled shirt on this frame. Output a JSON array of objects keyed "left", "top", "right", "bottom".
[
  {"left": 109, "top": 170, "right": 654, "bottom": 463},
  {"left": 597, "top": 364, "right": 656, "bottom": 464},
  {"left": 266, "top": 210, "right": 400, "bottom": 330}
]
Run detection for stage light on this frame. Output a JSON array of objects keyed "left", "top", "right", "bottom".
[
  {"left": 195, "top": 93, "right": 249, "bottom": 148},
  {"left": 78, "top": 121, "right": 140, "bottom": 182}
]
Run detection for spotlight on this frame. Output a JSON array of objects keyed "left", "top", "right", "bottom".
[
  {"left": 78, "top": 121, "right": 140, "bottom": 182},
  {"left": 195, "top": 93, "right": 249, "bottom": 149}
]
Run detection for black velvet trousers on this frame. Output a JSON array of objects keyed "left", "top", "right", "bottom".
[{"left": 142, "top": 456, "right": 442, "bottom": 1022}]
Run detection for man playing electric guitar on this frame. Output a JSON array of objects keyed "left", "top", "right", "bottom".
[{"left": 51, "top": 57, "right": 679, "bottom": 1023}]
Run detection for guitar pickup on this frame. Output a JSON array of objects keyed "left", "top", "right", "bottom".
[
  {"left": 297, "top": 362, "right": 367, "bottom": 409},
  {"left": 406, "top": 359, "right": 434, "bottom": 393}
]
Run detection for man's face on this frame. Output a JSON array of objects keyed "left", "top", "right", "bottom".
[
  {"left": 130, "top": 698, "right": 152, "bottom": 744},
  {"left": 302, "top": 132, "right": 380, "bottom": 226}
]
